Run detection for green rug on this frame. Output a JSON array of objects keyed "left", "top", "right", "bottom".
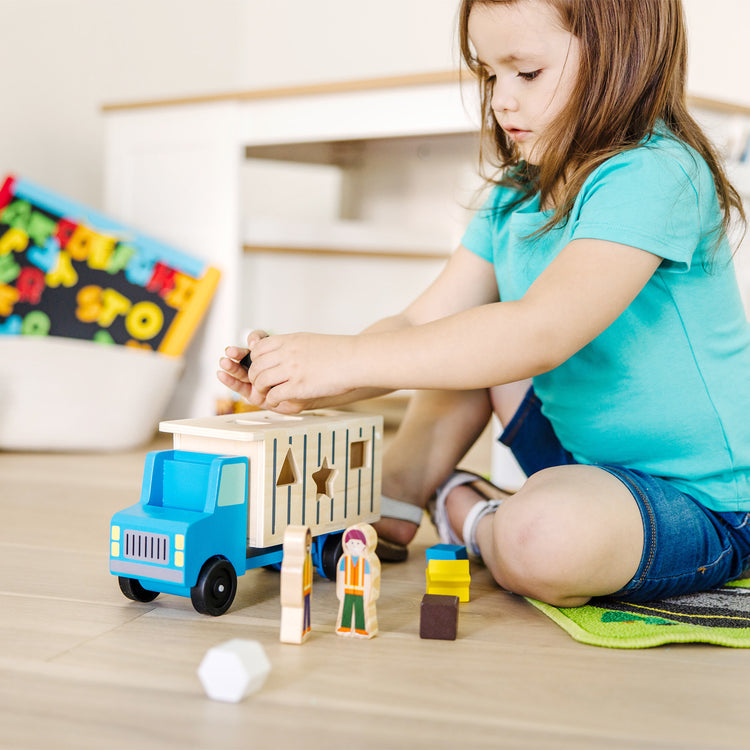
[{"left": 526, "top": 579, "right": 750, "bottom": 648}]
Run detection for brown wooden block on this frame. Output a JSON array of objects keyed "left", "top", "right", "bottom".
[{"left": 420, "top": 593, "right": 459, "bottom": 640}]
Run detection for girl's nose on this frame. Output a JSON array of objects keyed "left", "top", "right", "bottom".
[{"left": 491, "top": 81, "right": 517, "bottom": 113}]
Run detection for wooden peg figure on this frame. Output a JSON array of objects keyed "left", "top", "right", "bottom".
[
  {"left": 280, "top": 525, "right": 313, "bottom": 644},
  {"left": 336, "top": 523, "right": 380, "bottom": 639}
]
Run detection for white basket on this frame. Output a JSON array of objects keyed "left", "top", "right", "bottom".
[{"left": 0, "top": 337, "right": 184, "bottom": 451}]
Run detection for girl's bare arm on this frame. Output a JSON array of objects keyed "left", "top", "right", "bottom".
[
  {"left": 246, "top": 239, "right": 661, "bottom": 411},
  {"left": 217, "top": 246, "right": 499, "bottom": 411}
]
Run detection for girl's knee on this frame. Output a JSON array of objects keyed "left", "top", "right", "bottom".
[{"left": 489, "top": 488, "right": 593, "bottom": 605}]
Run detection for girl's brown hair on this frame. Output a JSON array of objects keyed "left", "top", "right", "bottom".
[{"left": 459, "top": 0, "right": 745, "bottom": 249}]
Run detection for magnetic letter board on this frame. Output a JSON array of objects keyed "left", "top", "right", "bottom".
[{"left": 0, "top": 175, "right": 220, "bottom": 355}]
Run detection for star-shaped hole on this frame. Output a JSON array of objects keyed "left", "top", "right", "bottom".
[{"left": 312, "top": 458, "right": 338, "bottom": 498}]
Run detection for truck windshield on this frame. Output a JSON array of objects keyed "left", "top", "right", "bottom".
[{"left": 160, "top": 457, "right": 212, "bottom": 512}]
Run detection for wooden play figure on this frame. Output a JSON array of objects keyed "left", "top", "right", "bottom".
[
  {"left": 336, "top": 523, "right": 380, "bottom": 638},
  {"left": 280, "top": 525, "right": 313, "bottom": 644}
]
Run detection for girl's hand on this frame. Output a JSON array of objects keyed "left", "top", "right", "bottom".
[
  {"left": 216, "top": 329, "right": 269, "bottom": 403},
  {"left": 247, "top": 332, "right": 358, "bottom": 412}
]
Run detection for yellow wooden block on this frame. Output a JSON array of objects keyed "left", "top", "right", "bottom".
[{"left": 426, "top": 559, "right": 471, "bottom": 603}]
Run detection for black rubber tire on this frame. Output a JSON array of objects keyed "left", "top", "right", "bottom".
[
  {"left": 118, "top": 576, "right": 159, "bottom": 603},
  {"left": 190, "top": 557, "right": 238, "bottom": 616},
  {"left": 320, "top": 532, "right": 344, "bottom": 581}
]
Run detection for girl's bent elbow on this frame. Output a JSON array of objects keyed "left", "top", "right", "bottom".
[{"left": 529, "top": 327, "right": 576, "bottom": 374}]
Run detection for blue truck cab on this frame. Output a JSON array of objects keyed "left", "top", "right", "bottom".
[
  {"left": 110, "top": 450, "right": 253, "bottom": 615},
  {"left": 110, "top": 410, "right": 383, "bottom": 615}
]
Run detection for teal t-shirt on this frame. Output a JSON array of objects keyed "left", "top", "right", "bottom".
[{"left": 461, "top": 131, "right": 750, "bottom": 511}]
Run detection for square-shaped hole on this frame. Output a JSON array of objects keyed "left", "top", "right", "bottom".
[{"left": 350, "top": 440, "right": 369, "bottom": 470}]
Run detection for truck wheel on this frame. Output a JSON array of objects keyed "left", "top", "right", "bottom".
[
  {"left": 320, "top": 532, "right": 343, "bottom": 581},
  {"left": 191, "top": 557, "right": 237, "bottom": 616},
  {"left": 119, "top": 576, "right": 159, "bottom": 603}
]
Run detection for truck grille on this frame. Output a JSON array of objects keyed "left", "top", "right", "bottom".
[{"left": 123, "top": 530, "right": 170, "bottom": 564}]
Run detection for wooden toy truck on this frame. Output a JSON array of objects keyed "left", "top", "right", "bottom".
[{"left": 109, "top": 410, "right": 382, "bottom": 615}]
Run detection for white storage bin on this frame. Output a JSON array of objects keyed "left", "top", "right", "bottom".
[{"left": 0, "top": 337, "right": 183, "bottom": 451}]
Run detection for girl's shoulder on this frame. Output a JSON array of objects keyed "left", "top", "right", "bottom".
[{"left": 590, "top": 129, "right": 709, "bottom": 189}]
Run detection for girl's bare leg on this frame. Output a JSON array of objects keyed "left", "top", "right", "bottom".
[
  {"left": 375, "top": 380, "right": 532, "bottom": 547},
  {"left": 476, "top": 466, "right": 643, "bottom": 606},
  {"left": 374, "top": 388, "right": 493, "bottom": 546},
  {"left": 437, "top": 382, "right": 645, "bottom": 606},
  {"left": 444, "top": 442, "right": 645, "bottom": 606}
]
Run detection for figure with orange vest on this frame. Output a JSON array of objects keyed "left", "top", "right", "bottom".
[{"left": 336, "top": 524, "right": 380, "bottom": 638}]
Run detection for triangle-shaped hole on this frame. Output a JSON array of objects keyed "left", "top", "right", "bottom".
[{"left": 277, "top": 448, "right": 299, "bottom": 487}]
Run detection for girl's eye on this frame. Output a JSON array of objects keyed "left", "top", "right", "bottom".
[{"left": 518, "top": 69, "right": 542, "bottom": 81}]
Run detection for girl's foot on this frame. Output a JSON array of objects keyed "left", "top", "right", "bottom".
[
  {"left": 373, "top": 496, "right": 425, "bottom": 562},
  {"left": 431, "top": 471, "right": 509, "bottom": 559}
]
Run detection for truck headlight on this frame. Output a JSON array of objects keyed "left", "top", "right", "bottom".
[
  {"left": 174, "top": 534, "right": 185, "bottom": 567},
  {"left": 111, "top": 525, "right": 121, "bottom": 557}
]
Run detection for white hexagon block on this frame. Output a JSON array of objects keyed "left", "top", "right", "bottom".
[{"left": 198, "top": 639, "right": 271, "bottom": 702}]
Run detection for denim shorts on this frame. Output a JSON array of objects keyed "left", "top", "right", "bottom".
[{"left": 499, "top": 387, "right": 750, "bottom": 603}]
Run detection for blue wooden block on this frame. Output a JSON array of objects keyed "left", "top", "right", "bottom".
[{"left": 425, "top": 543, "right": 468, "bottom": 561}]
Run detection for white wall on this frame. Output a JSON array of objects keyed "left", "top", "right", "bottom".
[
  {"left": 685, "top": 0, "right": 750, "bottom": 107},
  {"left": 238, "top": 0, "right": 458, "bottom": 87},
  {"left": 0, "top": 0, "right": 247, "bottom": 208},
  {"left": 0, "top": 0, "right": 748, "bottom": 215},
  {"left": 0, "top": 0, "right": 459, "bottom": 210}
]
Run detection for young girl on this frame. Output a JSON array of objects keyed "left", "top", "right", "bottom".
[{"left": 218, "top": 0, "right": 750, "bottom": 608}]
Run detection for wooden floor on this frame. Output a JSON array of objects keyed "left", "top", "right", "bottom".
[{"left": 2, "top": 427, "right": 750, "bottom": 750}]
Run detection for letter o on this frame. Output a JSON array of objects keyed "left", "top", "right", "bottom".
[{"left": 125, "top": 301, "right": 163, "bottom": 340}]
